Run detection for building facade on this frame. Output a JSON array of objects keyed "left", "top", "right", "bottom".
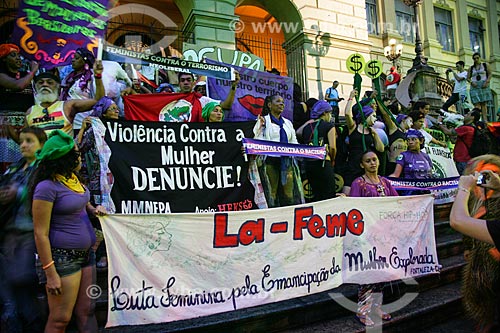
[{"left": 1, "top": 0, "right": 498, "bottom": 118}]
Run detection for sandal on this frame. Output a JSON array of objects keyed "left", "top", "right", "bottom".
[
  {"left": 356, "top": 313, "right": 375, "bottom": 327},
  {"left": 373, "top": 307, "right": 392, "bottom": 321}
]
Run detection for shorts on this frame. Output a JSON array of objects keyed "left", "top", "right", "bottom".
[{"left": 35, "top": 248, "right": 95, "bottom": 284}]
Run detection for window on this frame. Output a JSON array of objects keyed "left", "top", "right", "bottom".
[
  {"left": 469, "top": 17, "right": 485, "bottom": 58},
  {"left": 395, "top": 1, "right": 414, "bottom": 43},
  {"left": 365, "top": 0, "right": 378, "bottom": 35},
  {"left": 434, "top": 7, "right": 454, "bottom": 52}
]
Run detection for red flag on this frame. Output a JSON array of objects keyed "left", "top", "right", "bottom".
[{"left": 124, "top": 93, "right": 203, "bottom": 122}]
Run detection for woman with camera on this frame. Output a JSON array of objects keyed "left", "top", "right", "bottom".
[
  {"left": 450, "top": 164, "right": 500, "bottom": 247},
  {"left": 450, "top": 156, "right": 500, "bottom": 332}
]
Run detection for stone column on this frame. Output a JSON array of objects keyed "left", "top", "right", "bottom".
[
  {"left": 420, "top": 1, "right": 443, "bottom": 61},
  {"left": 486, "top": 0, "right": 500, "bottom": 66},
  {"left": 380, "top": 0, "right": 400, "bottom": 41},
  {"left": 455, "top": 0, "right": 472, "bottom": 57},
  {"left": 182, "top": 0, "right": 239, "bottom": 49}
]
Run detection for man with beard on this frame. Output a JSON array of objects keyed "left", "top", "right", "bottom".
[{"left": 26, "top": 60, "right": 104, "bottom": 136}]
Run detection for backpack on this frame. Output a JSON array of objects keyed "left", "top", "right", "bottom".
[{"left": 468, "top": 123, "right": 492, "bottom": 157}]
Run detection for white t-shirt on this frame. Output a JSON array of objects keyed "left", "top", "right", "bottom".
[
  {"left": 452, "top": 70, "right": 468, "bottom": 96},
  {"left": 419, "top": 128, "right": 433, "bottom": 145}
]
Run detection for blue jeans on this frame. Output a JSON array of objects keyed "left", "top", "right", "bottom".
[{"left": 36, "top": 248, "right": 95, "bottom": 284}]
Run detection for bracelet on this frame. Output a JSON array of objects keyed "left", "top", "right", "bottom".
[
  {"left": 348, "top": 98, "right": 353, "bottom": 101},
  {"left": 94, "top": 73, "right": 102, "bottom": 79},
  {"left": 458, "top": 186, "right": 470, "bottom": 194},
  {"left": 231, "top": 85, "right": 236, "bottom": 90},
  {"left": 42, "top": 260, "right": 55, "bottom": 270}
]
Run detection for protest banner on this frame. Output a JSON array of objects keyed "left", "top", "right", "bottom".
[
  {"left": 100, "top": 195, "right": 438, "bottom": 327},
  {"left": 243, "top": 138, "right": 326, "bottom": 160},
  {"left": 206, "top": 59, "right": 294, "bottom": 121},
  {"left": 12, "top": 0, "right": 110, "bottom": 68},
  {"left": 424, "top": 145, "right": 459, "bottom": 204},
  {"left": 387, "top": 176, "right": 460, "bottom": 205},
  {"left": 183, "top": 43, "right": 264, "bottom": 71},
  {"left": 123, "top": 93, "right": 206, "bottom": 122},
  {"left": 104, "top": 120, "right": 258, "bottom": 213},
  {"left": 102, "top": 43, "right": 234, "bottom": 80}
]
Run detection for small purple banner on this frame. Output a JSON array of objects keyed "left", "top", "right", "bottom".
[
  {"left": 243, "top": 138, "right": 326, "bottom": 160},
  {"left": 386, "top": 177, "right": 460, "bottom": 191},
  {"left": 206, "top": 59, "right": 294, "bottom": 121},
  {"left": 12, "top": 0, "right": 110, "bottom": 69}
]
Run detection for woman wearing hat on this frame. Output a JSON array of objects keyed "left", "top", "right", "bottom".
[
  {"left": 60, "top": 48, "right": 98, "bottom": 133},
  {"left": 201, "top": 102, "right": 224, "bottom": 122},
  {"left": 31, "top": 130, "right": 106, "bottom": 332},
  {"left": 342, "top": 90, "right": 385, "bottom": 194},
  {"left": 0, "top": 43, "right": 39, "bottom": 172},
  {"left": 60, "top": 48, "right": 96, "bottom": 101},
  {"left": 389, "top": 129, "right": 433, "bottom": 180},
  {"left": 77, "top": 97, "right": 118, "bottom": 268},
  {"left": 301, "top": 100, "right": 337, "bottom": 200}
]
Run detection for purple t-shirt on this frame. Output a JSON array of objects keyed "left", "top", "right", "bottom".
[
  {"left": 395, "top": 151, "right": 433, "bottom": 179},
  {"left": 33, "top": 180, "right": 96, "bottom": 249}
]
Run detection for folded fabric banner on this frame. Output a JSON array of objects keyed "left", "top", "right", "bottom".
[
  {"left": 13, "top": 0, "right": 110, "bottom": 68},
  {"left": 206, "top": 59, "right": 294, "bottom": 121},
  {"left": 101, "top": 195, "right": 439, "bottom": 328},
  {"left": 387, "top": 176, "right": 460, "bottom": 204},
  {"left": 124, "top": 92, "right": 203, "bottom": 122},
  {"left": 386, "top": 176, "right": 460, "bottom": 191},
  {"left": 102, "top": 43, "right": 233, "bottom": 80},
  {"left": 243, "top": 138, "right": 327, "bottom": 160}
]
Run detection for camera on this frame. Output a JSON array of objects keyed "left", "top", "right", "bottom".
[
  {"left": 476, "top": 74, "right": 481, "bottom": 81},
  {"left": 477, "top": 174, "right": 487, "bottom": 185}
]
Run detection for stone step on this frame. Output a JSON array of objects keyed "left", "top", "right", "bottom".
[
  {"left": 285, "top": 280, "right": 464, "bottom": 333},
  {"left": 97, "top": 253, "right": 465, "bottom": 332}
]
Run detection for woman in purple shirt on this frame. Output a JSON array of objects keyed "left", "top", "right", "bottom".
[
  {"left": 350, "top": 150, "right": 397, "bottom": 326},
  {"left": 31, "top": 130, "right": 106, "bottom": 333},
  {"left": 390, "top": 129, "right": 433, "bottom": 179}
]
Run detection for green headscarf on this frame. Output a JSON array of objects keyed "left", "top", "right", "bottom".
[
  {"left": 35, "top": 130, "right": 75, "bottom": 161},
  {"left": 201, "top": 102, "right": 224, "bottom": 122}
]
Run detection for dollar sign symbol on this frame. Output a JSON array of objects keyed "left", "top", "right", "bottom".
[
  {"left": 350, "top": 55, "right": 363, "bottom": 73},
  {"left": 367, "top": 61, "right": 380, "bottom": 78}
]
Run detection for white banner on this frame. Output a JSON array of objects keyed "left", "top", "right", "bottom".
[
  {"left": 101, "top": 195, "right": 439, "bottom": 328},
  {"left": 425, "top": 145, "right": 459, "bottom": 204}
]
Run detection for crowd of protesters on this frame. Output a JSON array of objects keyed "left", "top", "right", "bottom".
[{"left": 0, "top": 40, "right": 499, "bottom": 332}]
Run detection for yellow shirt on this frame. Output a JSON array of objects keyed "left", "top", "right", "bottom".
[{"left": 26, "top": 101, "right": 73, "bottom": 136}]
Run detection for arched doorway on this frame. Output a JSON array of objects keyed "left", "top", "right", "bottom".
[
  {"left": 105, "top": 0, "right": 188, "bottom": 56},
  {"left": 234, "top": 5, "right": 287, "bottom": 75},
  {"left": 234, "top": 1, "right": 305, "bottom": 97}
]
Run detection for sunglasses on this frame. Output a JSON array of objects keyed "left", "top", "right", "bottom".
[{"left": 42, "top": 108, "right": 50, "bottom": 119}]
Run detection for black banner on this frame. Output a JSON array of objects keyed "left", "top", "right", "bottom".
[{"left": 104, "top": 120, "right": 256, "bottom": 213}]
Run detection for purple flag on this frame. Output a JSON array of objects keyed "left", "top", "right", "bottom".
[
  {"left": 12, "top": 0, "right": 110, "bottom": 69},
  {"left": 206, "top": 59, "right": 294, "bottom": 121}
]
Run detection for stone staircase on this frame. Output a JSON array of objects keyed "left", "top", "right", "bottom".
[{"left": 91, "top": 203, "right": 468, "bottom": 332}]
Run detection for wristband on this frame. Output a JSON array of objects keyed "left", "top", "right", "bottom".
[
  {"left": 231, "top": 85, "right": 236, "bottom": 90},
  {"left": 43, "top": 260, "right": 55, "bottom": 270},
  {"left": 94, "top": 73, "right": 102, "bottom": 79},
  {"left": 458, "top": 187, "right": 470, "bottom": 194}
]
